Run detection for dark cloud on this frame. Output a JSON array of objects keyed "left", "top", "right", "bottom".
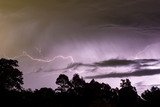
[
  {"left": 1, "top": 0, "right": 160, "bottom": 27},
  {"left": 133, "top": 59, "right": 160, "bottom": 69},
  {"left": 85, "top": 69, "right": 160, "bottom": 79},
  {"left": 34, "top": 58, "right": 160, "bottom": 75},
  {"left": 63, "top": 59, "right": 160, "bottom": 71},
  {"left": 94, "top": 59, "right": 137, "bottom": 67},
  {"left": 35, "top": 68, "right": 63, "bottom": 73},
  {"left": 35, "top": 63, "right": 93, "bottom": 73},
  {"left": 135, "top": 59, "right": 159, "bottom": 63}
]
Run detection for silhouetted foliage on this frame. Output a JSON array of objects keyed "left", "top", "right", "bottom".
[
  {"left": 1, "top": 58, "right": 160, "bottom": 107},
  {"left": 71, "top": 74, "right": 86, "bottom": 88},
  {"left": 0, "top": 58, "right": 23, "bottom": 91},
  {"left": 142, "top": 86, "right": 160, "bottom": 106},
  {"left": 70, "top": 74, "right": 86, "bottom": 96},
  {"left": 55, "top": 74, "right": 72, "bottom": 93},
  {"left": 118, "top": 79, "right": 139, "bottom": 107}
]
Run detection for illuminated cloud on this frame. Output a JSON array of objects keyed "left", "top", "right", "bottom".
[{"left": 1, "top": 0, "right": 160, "bottom": 92}]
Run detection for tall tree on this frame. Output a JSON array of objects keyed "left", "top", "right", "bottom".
[
  {"left": 71, "top": 74, "right": 86, "bottom": 88},
  {"left": 118, "top": 79, "right": 138, "bottom": 107},
  {"left": 55, "top": 74, "right": 72, "bottom": 93},
  {"left": 0, "top": 58, "right": 23, "bottom": 91}
]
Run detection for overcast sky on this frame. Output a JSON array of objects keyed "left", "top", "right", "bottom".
[{"left": 1, "top": 0, "right": 160, "bottom": 93}]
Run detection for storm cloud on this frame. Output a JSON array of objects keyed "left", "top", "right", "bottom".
[
  {"left": 60, "top": 58, "right": 160, "bottom": 71},
  {"left": 1, "top": 0, "right": 160, "bottom": 92},
  {"left": 85, "top": 69, "right": 160, "bottom": 79}
]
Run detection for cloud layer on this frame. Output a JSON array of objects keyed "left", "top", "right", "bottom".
[
  {"left": 85, "top": 69, "right": 160, "bottom": 79},
  {"left": 55, "top": 58, "right": 160, "bottom": 78}
]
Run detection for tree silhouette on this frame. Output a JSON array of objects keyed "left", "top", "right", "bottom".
[
  {"left": 118, "top": 79, "right": 138, "bottom": 107},
  {"left": 0, "top": 58, "right": 23, "bottom": 91},
  {"left": 69, "top": 74, "right": 86, "bottom": 96},
  {"left": 141, "top": 86, "right": 160, "bottom": 106},
  {"left": 0, "top": 59, "right": 159, "bottom": 107},
  {"left": 34, "top": 87, "right": 55, "bottom": 97},
  {"left": 71, "top": 74, "right": 86, "bottom": 88},
  {"left": 55, "top": 74, "right": 72, "bottom": 93}
]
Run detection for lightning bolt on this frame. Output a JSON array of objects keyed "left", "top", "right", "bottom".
[
  {"left": 2, "top": 51, "right": 75, "bottom": 63},
  {"left": 23, "top": 51, "right": 75, "bottom": 63},
  {"left": 1, "top": 48, "right": 75, "bottom": 74}
]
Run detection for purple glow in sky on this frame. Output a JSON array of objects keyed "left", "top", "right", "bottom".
[{"left": 1, "top": 0, "right": 160, "bottom": 93}]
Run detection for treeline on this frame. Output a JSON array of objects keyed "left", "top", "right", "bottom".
[{"left": 0, "top": 58, "right": 160, "bottom": 107}]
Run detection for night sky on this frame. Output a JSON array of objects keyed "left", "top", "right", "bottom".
[{"left": 1, "top": 0, "right": 160, "bottom": 93}]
